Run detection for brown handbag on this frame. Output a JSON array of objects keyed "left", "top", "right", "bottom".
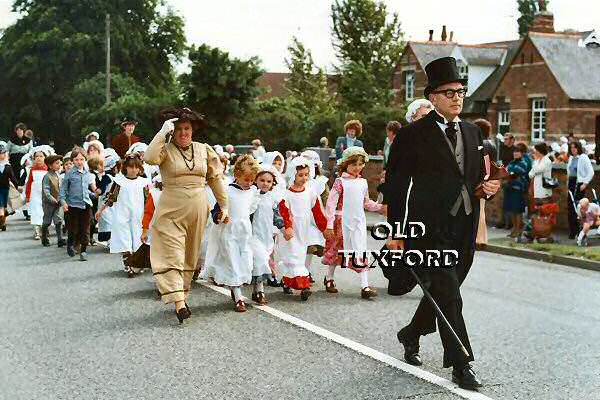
[{"left": 475, "top": 155, "right": 510, "bottom": 199}]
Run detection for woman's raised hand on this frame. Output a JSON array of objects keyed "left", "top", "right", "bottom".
[{"left": 159, "top": 118, "right": 178, "bottom": 137}]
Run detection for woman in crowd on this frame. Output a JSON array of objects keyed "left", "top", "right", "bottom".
[
  {"left": 404, "top": 99, "right": 434, "bottom": 124},
  {"left": 144, "top": 107, "right": 228, "bottom": 323},
  {"left": 528, "top": 143, "right": 554, "bottom": 206},
  {"left": 335, "top": 120, "right": 364, "bottom": 161},
  {"left": 7, "top": 123, "right": 33, "bottom": 185},
  {"left": 473, "top": 119, "right": 496, "bottom": 246},
  {"left": 504, "top": 143, "right": 529, "bottom": 239},
  {"left": 566, "top": 140, "right": 594, "bottom": 239}
]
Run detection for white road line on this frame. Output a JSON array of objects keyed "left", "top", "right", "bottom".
[{"left": 198, "top": 281, "right": 495, "bottom": 400}]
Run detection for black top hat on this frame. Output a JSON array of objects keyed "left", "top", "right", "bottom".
[{"left": 424, "top": 57, "right": 467, "bottom": 98}]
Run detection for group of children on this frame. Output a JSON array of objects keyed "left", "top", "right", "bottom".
[{"left": 1, "top": 137, "right": 386, "bottom": 313}]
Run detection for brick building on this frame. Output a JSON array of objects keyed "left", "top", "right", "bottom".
[{"left": 394, "top": 11, "right": 600, "bottom": 146}]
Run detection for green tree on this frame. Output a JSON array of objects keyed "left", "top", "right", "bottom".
[
  {"left": 0, "top": 0, "right": 185, "bottom": 149},
  {"left": 518, "top": 0, "right": 549, "bottom": 37},
  {"left": 180, "top": 44, "right": 264, "bottom": 144},
  {"left": 331, "top": 0, "right": 404, "bottom": 112},
  {"left": 284, "top": 37, "right": 336, "bottom": 115},
  {"left": 66, "top": 72, "right": 179, "bottom": 145}
]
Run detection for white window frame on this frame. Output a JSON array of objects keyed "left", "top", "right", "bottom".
[
  {"left": 405, "top": 71, "right": 415, "bottom": 101},
  {"left": 458, "top": 64, "right": 469, "bottom": 81},
  {"left": 531, "top": 98, "right": 546, "bottom": 141},
  {"left": 498, "top": 110, "right": 510, "bottom": 134}
]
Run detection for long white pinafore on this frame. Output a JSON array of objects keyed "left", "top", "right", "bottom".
[
  {"left": 29, "top": 169, "right": 47, "bottom": 226},
  {"left": 305, "top": 176, "right": 328, "bottom": 247},
  {"left": 201, "top": 185, "right": 258, "bottom": 286},
  {"left": 146, "top": 187, "right": 162, "bottom": 245},
  {"left": 277, "top": 189, "right": 314, "bottom": 278},
  {"left": 252, "top": 191, "right": 278, "bottom": 279},
  {"left": 197, "top": 176, "right": 231, "bottom": 269},
  {"left": 97, "top": 175, "right": 114, "bottom": 234},
  {"left": 109, "top": 174, "right": 150, "bottom": 253},
  {"left": 341, "top": 178, "right": 369, "bottom": 265}
]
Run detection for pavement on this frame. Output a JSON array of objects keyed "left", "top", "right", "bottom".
[{"left": 1, "top": 215, "right": 599, "bottom": 400}]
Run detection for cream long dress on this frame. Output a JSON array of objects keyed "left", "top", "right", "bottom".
[{"left": 144, "top": 133, "right": 228, "bottom": 304}]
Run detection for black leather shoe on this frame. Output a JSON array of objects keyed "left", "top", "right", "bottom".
[
  {"left": 176, "top": 307, "right": 191, "bottom": 324},
  {"left": 396, "top": 327, "right": 422, "bottom": 366},
  {"left": 452, "top": 364, "right": 482, "bottom": 391}
]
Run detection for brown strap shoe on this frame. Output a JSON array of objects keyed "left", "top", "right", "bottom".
[
  {"left": 361, "top": 287, "right": 378, "bottom": 299},
  {"left": 252, "top": 291, "right": 268, "bottom": 305},
  {"left": 323, "top": 278, "right": 338, "bottom": 293},
  {"left": 235, "top": 300, "right": 247, "bottom": 312}
]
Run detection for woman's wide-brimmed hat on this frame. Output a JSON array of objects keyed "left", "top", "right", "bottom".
[
  {"left": 160, "top": 107, "right": 206, "bottom": 132},
  {"left": 424, "top": 57, "right": 468, "bottom": 98}
]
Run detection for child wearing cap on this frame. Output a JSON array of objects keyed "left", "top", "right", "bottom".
[
  {"left": 322, "top": 146, "right": 385, "bottom": 299},
  {"left": 41, "top": 155, "right": 65, "bottom": 247}
]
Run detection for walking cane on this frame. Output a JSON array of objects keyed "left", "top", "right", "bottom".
[
  {"left": 382, "top": 244, "right": 470, "bottom": 358},
  {"left": 407, "top": 267, "right": 470, "bottom": 358}
]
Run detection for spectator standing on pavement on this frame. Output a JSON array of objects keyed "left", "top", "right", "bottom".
[
  {"left": 473, "top": 119, "right": 496, "bottom": 246},
  {"left": 504, "top": 143, "right": 529, "bottom": 239},
  {"left": 111, "top": 118, "right": 140, "bottom": 159},
  {"left": 567, "top": 140, "right": 594, "bottom": 239},
  {"left": 335, "top": 120, "right": 364, "bottom": 161},
  {"left": 383, "top": 121, "right": 401, "bottom": 169},
  {"left": 528, "top": 143, "right": 553, "bottom": 206},
  {"left": 496, "top": 132, "right": 516, "bottom": 229}
]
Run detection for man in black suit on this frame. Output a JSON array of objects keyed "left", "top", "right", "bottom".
[{"left": 384, "top": 57, "right": 500, "bottom": 391}]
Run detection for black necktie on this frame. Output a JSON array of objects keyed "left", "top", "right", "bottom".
[{"left": 445, "top": 122, "right": 458, "bottom": 151}]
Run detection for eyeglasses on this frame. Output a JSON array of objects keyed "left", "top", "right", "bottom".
[{"left": 431, "top": 88, "right": 468, "bottom": 99}]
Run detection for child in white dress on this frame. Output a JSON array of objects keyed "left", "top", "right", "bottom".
[
  {"left": 201, "top": 155, "right": 260, "bottom": 312},
  {"left": 301, "top": 150, "right": 330, "bottom": 282},
  {"left": 96, "top": 154, "right": 151, "bottom": 277},
  {"left": 277, "top": 157, "right": 327, "bottom": 301},
  {"left": 25, "top": 146, "right": 53, "bottom": 239},
  {"left": 251, "top": 166, "right": 285, "bottom": 305},
  {"left": 323, "top": 147, "right": 384, "bottom": 299},
  {"left": 258, "top": 151, "right": 286, "bottom": 287}
]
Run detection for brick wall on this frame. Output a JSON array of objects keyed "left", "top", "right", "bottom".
[
  {"left": 393, "top": 45, "right": 428, "bottom": 107},
  {"left": 488, "top": 37, "right": 600, "bottom": 143}
]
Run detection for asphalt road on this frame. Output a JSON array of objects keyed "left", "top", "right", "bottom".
[{"left": 1, "top": 216, "right": 599, "bottom": 400}]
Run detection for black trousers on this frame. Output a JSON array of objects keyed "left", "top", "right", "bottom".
[
  {"left": 407, "top": 207, "right": 475, "bottom": 369},
  {"left": 66, "top": 206, "right": 91, "bottom": 252},
  {"left": 567, "top": 177, "right": 585, "bottom": 237}
]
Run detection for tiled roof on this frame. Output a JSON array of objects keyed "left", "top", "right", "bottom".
[{"left": 529, "top": 32, "right": 600, "bottom": 100}]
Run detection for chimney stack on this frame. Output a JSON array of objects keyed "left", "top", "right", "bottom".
[
  {"left": 449, "top": 31, "right": 454, "bottom": 42},
  {"left": 530, "top": 0, "right": 554, "bottom": 33},
  {"left": 429, "top": 29, "right": 434, "bottom": 41},
  {"left": 441, "top": 25, "right": 447, "bottom": 41}
]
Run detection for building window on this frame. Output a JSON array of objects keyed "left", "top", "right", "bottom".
[
  {"left": 458, "top": 64, "right": 469, "bottom": 81},
  {"left": 498, "top": 111, "right": 510, "bottom": 135},
  {"left": 405, "top": 71, "right": 415, "bottom": 101},
  {"left": 531, "top": 98, "right": 546, "bottom": 141}
]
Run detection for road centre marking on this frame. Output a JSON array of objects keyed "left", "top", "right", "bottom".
[{"left": 198, "top": 281, "right": 495, "bottom": 400}]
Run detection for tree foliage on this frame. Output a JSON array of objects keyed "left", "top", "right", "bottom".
[
  {"left": 0, "top": 0, "right": 185, "bottom": 149},
  {"left": 331, "top": 0, "right": 404, "bottom": 112},
  {"left": 67, "top": 72, "right": 178, "bottom": 145},
  {"left": 284, "top": 37, "right": 336, "bottom": 115},
  {"left": 180, "top": 44, "right": 264, "bottom": 144},
  {"left": 517, "top": 0, "right": 549, "bottom": 37}
]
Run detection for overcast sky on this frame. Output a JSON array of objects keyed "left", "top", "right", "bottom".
[{"left": 1, "top": 0, "right": 599, "bottom": 72}]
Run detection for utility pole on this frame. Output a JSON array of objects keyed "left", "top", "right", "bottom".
[{"left": 105, "top": 13, "right": 111, "bottom": 104}]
